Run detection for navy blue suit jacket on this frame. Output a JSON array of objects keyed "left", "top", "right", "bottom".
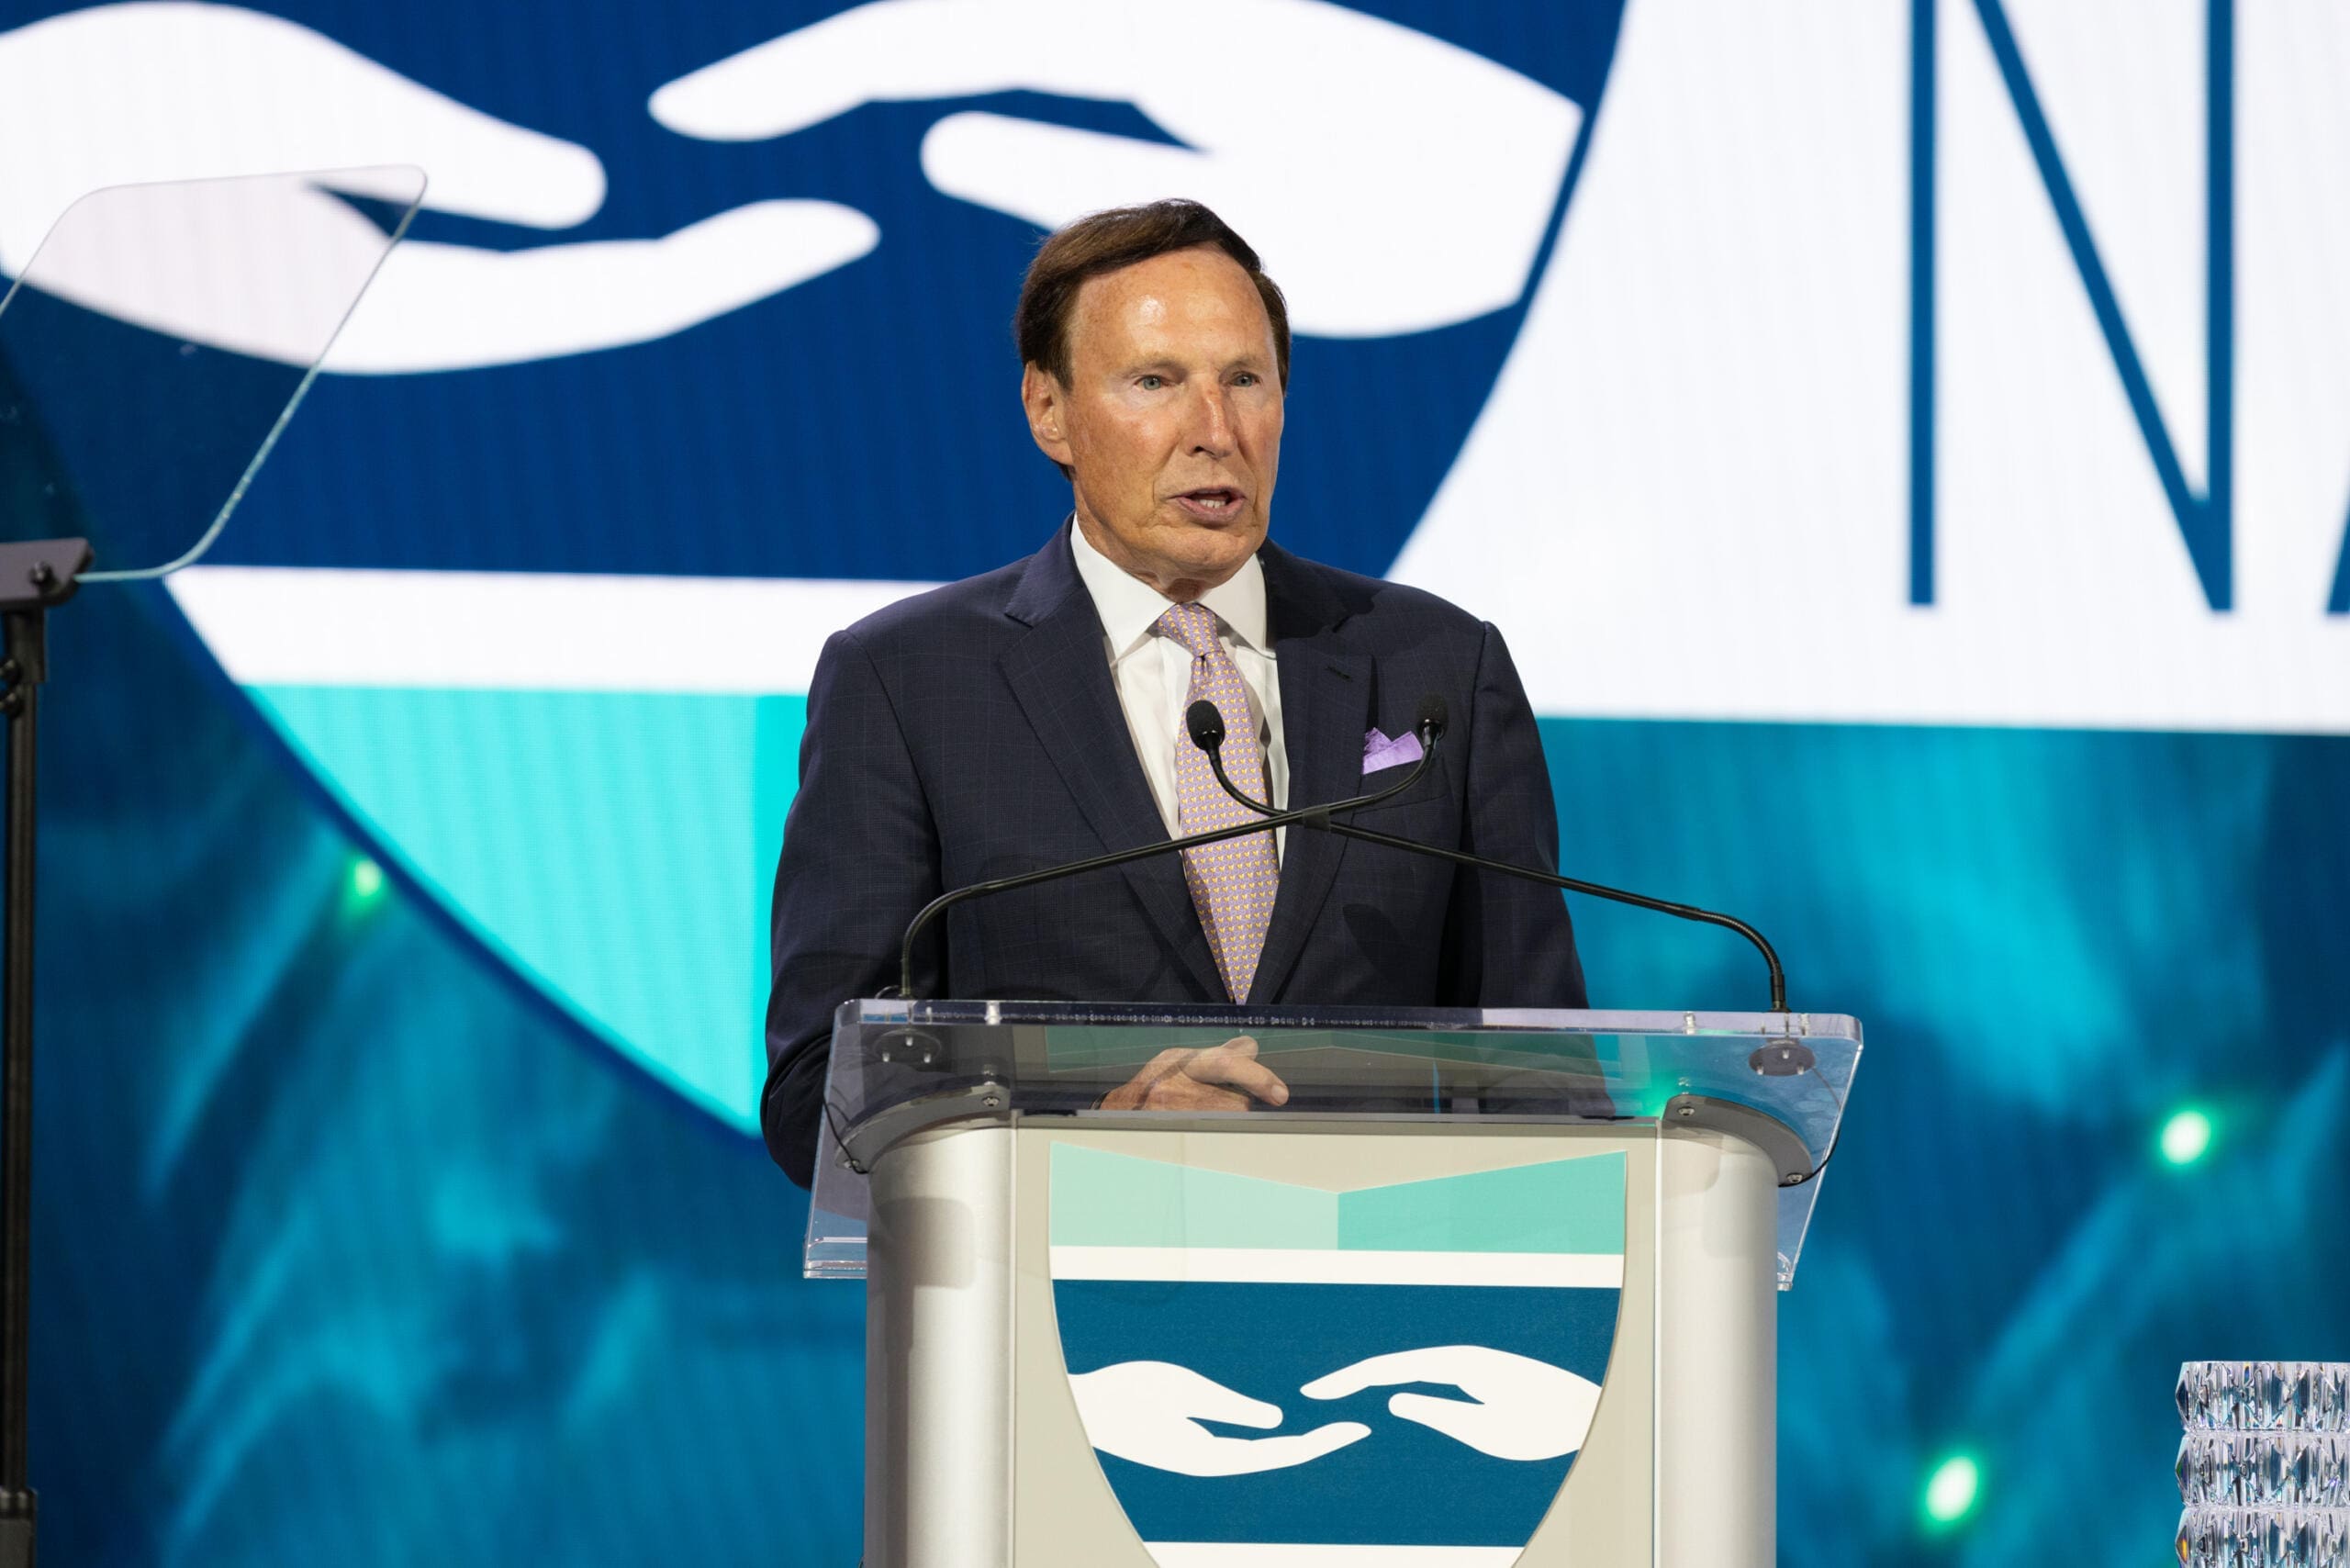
[{"left": 763, "top": 525, "right": 1587, "bottom": 1184}]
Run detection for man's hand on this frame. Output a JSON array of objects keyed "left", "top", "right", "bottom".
[{"left": 1098, "top": 1035, "right": 1290, "bottom": 1112}]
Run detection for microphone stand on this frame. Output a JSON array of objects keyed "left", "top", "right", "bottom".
[
  {"left": 1192, "top": 711, "right": 1791, "bottom": 1014},
  {"left": 0, "top": 536, "right": 89, "bottom": 1568},
  {"left": 893, "top": 729, "right": 1446, "bottom": 1000}
]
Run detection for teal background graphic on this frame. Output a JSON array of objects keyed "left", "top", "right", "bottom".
[{"left": 248, "top": 686, "right": 810, "bottom": 1124}]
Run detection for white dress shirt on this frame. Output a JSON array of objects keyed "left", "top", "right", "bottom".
[{"left": 1068, "top": 521, "right": 1290, "bottom": 860}]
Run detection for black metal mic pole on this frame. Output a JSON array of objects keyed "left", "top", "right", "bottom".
[
  {"left": 0, "top": 538, "right": 89, "bottom": 1568},
  {"left": 893, "top": 728, "right": 1445, "bottom": 999},
  {"left": 1186, "top": 699, "right": 1792, "bottom": 1013}
]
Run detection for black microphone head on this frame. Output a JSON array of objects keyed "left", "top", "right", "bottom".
[
  {"left": 1416, "top": 695, "right": 1450, "bottom": 739},
  {"left": 1185, "top": 700, "right": 1227, "bottom": 752}
]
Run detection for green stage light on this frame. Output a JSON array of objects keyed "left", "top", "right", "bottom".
[
  {"left": 1923, "top": 1453, "right": 1981, "bottom": 1529},
  {"left": 348, "top": 857, "right": 386, "bottom": 902},
  {"left": 2159, "top": 1107, "right": 2214, "bottom": 1167}
]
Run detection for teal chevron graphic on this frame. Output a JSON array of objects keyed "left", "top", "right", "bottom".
[
  {"left": 1048, "top": 1144, "right": 1627, "bottom": 1260},
  {"left": 250, "top": 686, "right": 808, "bottom": 1126}
]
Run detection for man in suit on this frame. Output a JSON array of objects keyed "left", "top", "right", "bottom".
[{"left": 764, "top": 198, "right": 1585, "bottom": 1186}]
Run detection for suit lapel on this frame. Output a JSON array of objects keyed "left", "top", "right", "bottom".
[
  {"left": 1247, "top": 548, "right": 1370, "bottom": 1004},
  {"left": 999, "top": 527, "right": 1225, "bottom": 998}
]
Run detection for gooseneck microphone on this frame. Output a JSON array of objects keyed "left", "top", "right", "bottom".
[
  {"left": 891, "top": 711, "right": 1448, "bottom": 999},
  {"left": 1184, "top": 698, "right": 1793, "bottom": 1013}
]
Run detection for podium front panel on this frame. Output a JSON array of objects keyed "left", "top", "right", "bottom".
[
  {"left": 827, "top": 1002, "right": 1852, "bottom": 1566},
  {"left": 1007, "top": 1123, "right": 1658, "bottom": 1565}
]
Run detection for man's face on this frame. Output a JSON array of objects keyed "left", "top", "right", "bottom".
[{"left": 1023, "top": 246, "right": 1284, "bottom": 600}]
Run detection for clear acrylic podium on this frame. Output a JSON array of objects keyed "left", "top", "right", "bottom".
[{"left": 808, "top": 999, "right": 1861, "bottom": 1567}]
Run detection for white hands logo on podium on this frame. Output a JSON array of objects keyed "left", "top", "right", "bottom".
[
  {"left": 1300, "top": 1344, "right": 1603, "bottom": 1462},
  {"left": 1069, "top": 1361, "right": 1372, "bottom": 1479},
  {"left": 1070, "top": 1347, "right": 1601, "bottom": 1476},
  {"left": 1048, "top": 1148, "right": 1626, "bottom": 1555},
  {"left": 0, "top": 0, "right": 1575, "bottom": 370}
]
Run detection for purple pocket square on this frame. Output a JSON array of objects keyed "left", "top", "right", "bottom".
[{"left": 1362, "top": 727, "right": 1424, "bottom": 774}]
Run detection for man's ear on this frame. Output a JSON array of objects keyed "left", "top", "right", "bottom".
[{"left": 1021, "top": 363, "right": 1076, "bottom": 470}]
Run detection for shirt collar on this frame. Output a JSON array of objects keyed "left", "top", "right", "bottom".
[{"left": 1068, "top": 517, "right": 1270, "bottom": 659}]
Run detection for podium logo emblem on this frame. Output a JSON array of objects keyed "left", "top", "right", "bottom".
[{"left": 1048, "top": 1143, "right": 1627, "bottom": 1562}]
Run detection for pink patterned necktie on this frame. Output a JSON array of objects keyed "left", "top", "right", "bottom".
[{"left": 1157, "top": 602, "right": 1282, "bottom": 1002}]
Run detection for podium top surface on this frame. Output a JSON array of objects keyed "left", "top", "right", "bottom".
[{"left": 808, "top": 1001, "right": 1863, "bottom": 1290}]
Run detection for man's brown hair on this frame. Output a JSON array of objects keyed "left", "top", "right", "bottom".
[{"left": 1013, "top": 198, "right": 1292, "bottom": 391}]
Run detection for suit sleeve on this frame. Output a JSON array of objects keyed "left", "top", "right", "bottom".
[
  {"left": 1439, "top": 622, "right": 1590, "bottom": 1010},
  {"left": 763, "top": 628, "right": 944, "bottom": 1187}
]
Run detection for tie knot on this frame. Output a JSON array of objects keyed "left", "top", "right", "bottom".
[{"left": 1154, "top": 601, "right": 1221, "bottom": 659}]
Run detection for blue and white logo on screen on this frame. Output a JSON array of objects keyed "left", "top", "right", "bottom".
[
  {"left": 1047, "top": 1146, "right": 1627, "bottom": 1563},
  {"left": 3, "top": 1, "right": 2345, "bottom": 1127},
  {"left": 0, "top": 0, "right": 1621, "bottom": 1126}
]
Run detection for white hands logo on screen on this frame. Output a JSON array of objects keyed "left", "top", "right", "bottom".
[
  {"left": 0, "top": 0, "right": 1574, "bottom": 370},
  {"left": 651, "top": 0, "right": 1576, "bottom": 338},
  {"left": 0, "top": 5, "right": 877, "bottom": 371},
  {"left": 1069, "top": 1348, "right": 1602, "bottom": 1476}
]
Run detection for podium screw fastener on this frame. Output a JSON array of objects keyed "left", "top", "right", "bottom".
[
  {"left": 27, "top": 561, "right": 52, "bottom": 589},
  {"left": 1750, "top": 1039, "right": 1816, "bottom": 1077}
]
